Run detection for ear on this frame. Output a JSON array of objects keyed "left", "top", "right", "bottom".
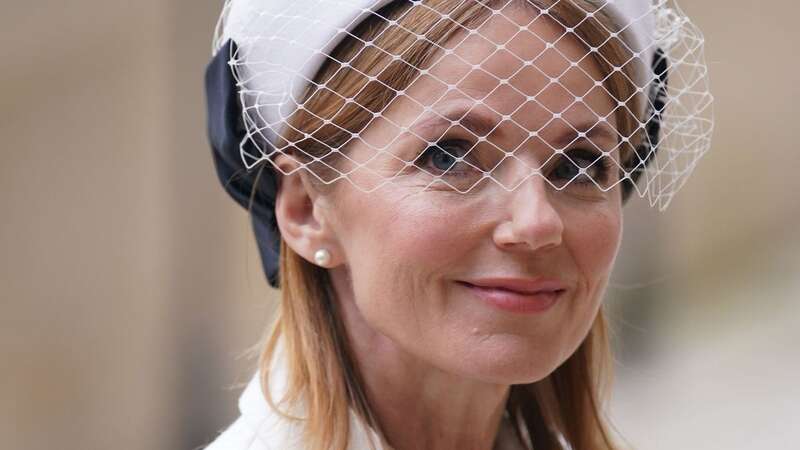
[{"left": 273, "top": 153, "right": 343, "bottom": 267}]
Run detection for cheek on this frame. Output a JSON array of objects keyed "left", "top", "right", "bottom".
[
  {"left": 563, "top": 204, "right": 622, "bottom": 313},
  {"left": 338, "top": 194, "right": 472, "bottom": 318},
  {"left": 337, "top": 196, "right": 484, "bottom": 372},
  {"left": 536, "top": 204, "right": 621, "bottom": 370}
]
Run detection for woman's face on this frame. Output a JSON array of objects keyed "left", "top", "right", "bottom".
[{"left": 321, "top": 5, "right": 623, "bottom": 384}]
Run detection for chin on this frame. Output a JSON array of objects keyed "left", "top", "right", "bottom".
[
  {"left": 468, "top": 360, "right": 560, "bottom": 386},
  {"left": 452, "top": 338, "right": 569, "bottom": 385}
]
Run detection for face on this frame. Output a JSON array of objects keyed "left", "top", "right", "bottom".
[{"left": 318, "top": 4, "right": 623, "bottom": 384}]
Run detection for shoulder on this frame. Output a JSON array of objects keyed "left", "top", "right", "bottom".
[
  {"left": 202, "top": 368, "right": 307, "bottom": 450},
  {"left": 203, "top": 335, "right": 307, "bottom": 450},
  {"left": 202, "top": 415, "right": 269, "bottom": 450},
  {"left": 202, "top": 344, "right": 389, "bottom": 450}
]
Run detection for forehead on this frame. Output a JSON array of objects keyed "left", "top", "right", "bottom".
[{"left": 378, "top": 3, "right": 616, "bottom": 143}]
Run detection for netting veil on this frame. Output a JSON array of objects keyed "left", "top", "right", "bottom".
[{"left": 210, "top": 0, "right": 713, "bottom": 211}]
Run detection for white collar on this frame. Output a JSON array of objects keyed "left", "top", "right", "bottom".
[{"left": 232, "top": 345, "right": 528, "bottom": 450}]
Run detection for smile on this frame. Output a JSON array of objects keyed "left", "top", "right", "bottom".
[{"left": 457, "top": 280, "right": 565, "bottom": 314}]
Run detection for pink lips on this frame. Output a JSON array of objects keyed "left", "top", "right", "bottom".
[{"left": 458, "top": 278, "right": 566, "bottom": 314}]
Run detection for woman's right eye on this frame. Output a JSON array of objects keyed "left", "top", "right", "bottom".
[{"left": 417, "top": 139, "right": 473, "bottom": 175}]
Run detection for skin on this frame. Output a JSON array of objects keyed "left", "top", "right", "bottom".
[{"left": 275, "top": 3, "right": 624, "bottom": 449}]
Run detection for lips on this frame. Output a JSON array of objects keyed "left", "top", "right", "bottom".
[
  {"left": 461, "top": 278, "right": 567, "bottom": 295},
  {"left": 457, "top": 278, "right": 566, "bottom": 314}
]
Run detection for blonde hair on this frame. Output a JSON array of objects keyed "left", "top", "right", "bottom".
[{"left": 254, "top": 1, "right": 641, "bottom": 448}]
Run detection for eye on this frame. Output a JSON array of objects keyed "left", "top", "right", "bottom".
[
  {"left": 548, "top": 149, "right": 611, "bottom": 189},
  {"left": 417, "top": 139, "right": 474, "bottom": 174}
]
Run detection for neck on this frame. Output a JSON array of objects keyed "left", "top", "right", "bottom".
[
  {"left": 361, "top": 349, "right": 510, "bottom": 450},
  {"left": 333, "top": 271, "right": 511, "bottom": 450}
]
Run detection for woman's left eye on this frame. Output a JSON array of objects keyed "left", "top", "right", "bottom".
[
  {"left": 417, "top": 139, "right": 474, "bottom": 174},
  {"left": 548, "top": 149, "right": 611, "bottom": 189}
]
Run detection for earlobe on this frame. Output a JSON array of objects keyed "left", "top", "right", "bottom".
[{"left": 273, "top": 154, "right": 342, "bottom": 267}]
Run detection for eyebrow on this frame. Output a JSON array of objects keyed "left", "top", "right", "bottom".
[
  {"left": 410, "top": 107, "right": 618, "bottom": 147},
  {"left": 552, "top": 121, "right": 618, "bottom": 149},
  {"left": 411, "top": 109, "right": 500, "bottom": 139}
]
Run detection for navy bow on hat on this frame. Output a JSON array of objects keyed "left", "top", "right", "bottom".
[
  {"left": 203, "top": 39, "right": 667, "bottom": 290},
  {"left": 205, "top": 39, "right": 281, "bottom": 288}
]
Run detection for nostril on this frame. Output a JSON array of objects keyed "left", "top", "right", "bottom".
[{"left": 493, "top": 221, "right": 563, "bottom": 252}]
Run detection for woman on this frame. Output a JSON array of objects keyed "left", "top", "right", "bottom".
[{"left": 203, "top": 0, "right": 713, "bottom": 449}]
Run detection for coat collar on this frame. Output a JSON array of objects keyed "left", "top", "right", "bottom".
[
  {"left": 235, "top": 342, "right": 391, "bottom": 450},
  {"left": 228, "top": 344, "right": 528, "bottom": 450}
]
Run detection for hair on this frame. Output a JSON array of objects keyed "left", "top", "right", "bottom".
[{"left": 252, "top": 0, "right": 643, "bottom": 449}]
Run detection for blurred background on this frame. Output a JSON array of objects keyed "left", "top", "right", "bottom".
[{"left": 1, "top": 0, "right": 797, "bottom": 449}]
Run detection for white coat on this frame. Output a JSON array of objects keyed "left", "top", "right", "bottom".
[{"left": 204, "top": 344, "right": 528, "bottom": 450}]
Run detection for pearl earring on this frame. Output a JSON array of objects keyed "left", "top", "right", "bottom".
[{"left": 313, "top": 248, "right": 331, "bottom": 267}]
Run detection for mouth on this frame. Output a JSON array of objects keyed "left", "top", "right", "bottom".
[{"left": 456, "top": 279, "right": 566, "bottom": 314}]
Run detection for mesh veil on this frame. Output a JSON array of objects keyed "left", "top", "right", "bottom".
[{"left": 210, "top": 0, "right": 713, "bottom": 210}]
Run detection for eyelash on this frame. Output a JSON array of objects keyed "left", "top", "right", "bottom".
[{"left": 417, "top": 139, "right": 612, "bottom": 187}]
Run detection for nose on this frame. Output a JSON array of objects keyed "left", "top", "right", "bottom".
[{"left": 492, "top": 175, "right": 564, "bottom": 252}]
